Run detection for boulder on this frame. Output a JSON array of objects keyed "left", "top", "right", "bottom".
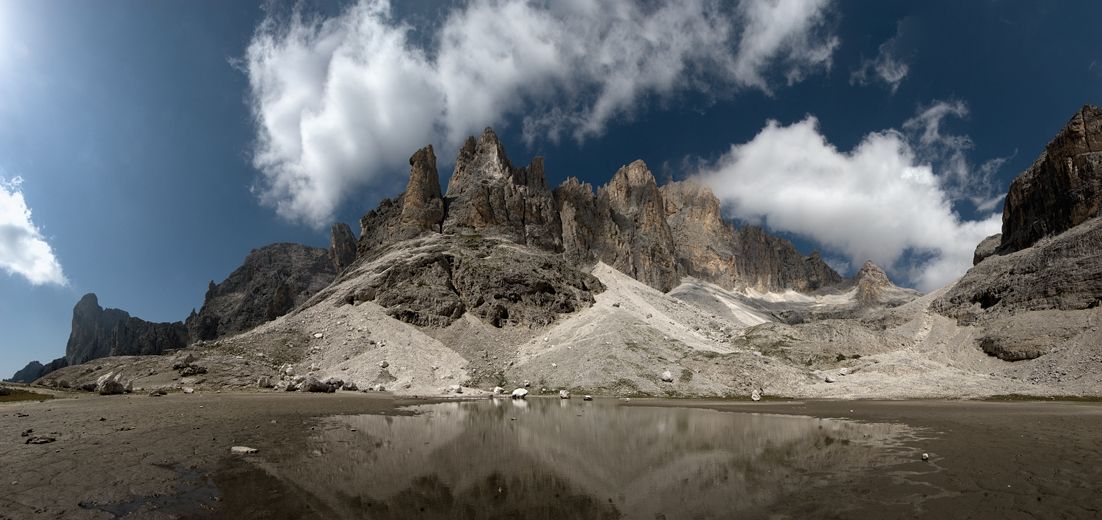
[
  {"left": 558, "top": 389, "right": 570, "bottom": 399},
  {"left": 342, "top": 381, "right": 358, "bottom": 391},
  {"left": 257, "top": 376, "right": 273, "bottom": 389},
  {"left": 230, "top": 446, "right": 258, "bottom": 455},
  {"left": 95, "top": 372, "right": 126, "bottom": 395},
  {"left": 973, "top": 233, "right": 1002, "bottom": 265},
  {"left": 511, "top": 388, "right": 529, "bottom": 399},
  {"left": 583, "top": 395, "right": 594, "bottom": 401},
  {"left": 660, "top": 370, "right": 674, "bottom": 383}
]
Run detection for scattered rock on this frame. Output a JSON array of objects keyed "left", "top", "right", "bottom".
[
  {"left": 257, "top": 376, "right": 273, "bottom": 389},
  {"left": 20, "top": 429, "right": 32, "bottom": 437},
  {"left": 559, "top": 389, "right": 570, "bottom": 399},
  {"left": 660, "top": 370, "right": 674, "bottom": 383},
  {"left": 182, "top": 387, "right": 195, "bottom": 394},
  {"left": 511, "top": 388, "right": 529, "bottom": 399},
  {"left": 523, "top": 380, "right": 531, "bottom": 388},
  {"left": 342, "top": 381, "right": 358, "bottom": 391},
  {"left": 148, "top": 388, "right": 168, "bottom": 397},
  {"left": 24, "top": 436, "right": 56, "bottom": 445},
  {"left": 751, "top": 389, "right": 761, "bottom": 401},
  {"left": 583, "top": 395, "right": 593, "bottom": 401},
  {"left": 922, "top": 453, "right": 930, "bottom": 461},
  {"left": 230, "top": 446, "right": 259, "bottom": 455},
  {"left": 824, "top": 375, "right": 836, "bottom": 383},
  {"left": 372, "top": 384, "right": 385, "bottom": 392},
  {"left": 379, "top": 361, "right": 389, "bottom": 369},
  {"left": 492, "top": 386, "right": 505, "bottom": 396},
  {"left": 313, "top": 333, "right": 323, "bottom": 339}
]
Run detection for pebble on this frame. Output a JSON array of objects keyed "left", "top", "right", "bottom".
[
  {"left": 921, "top": 453, "right": 930, "bottom": 461},
  {"left": 230, "top": 446, "right": 259, "bottom": 455}
]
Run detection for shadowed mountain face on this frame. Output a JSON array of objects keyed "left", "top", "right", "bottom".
[
  {"left": 185, "top": 243, "right": 337, "bottom": 342},
  {"left": 65, "top": 293, "right": 189, "bottom": 366}
]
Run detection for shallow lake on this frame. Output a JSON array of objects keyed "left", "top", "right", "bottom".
[{"left": 216, "top": 397, "right": 942, "bottom": 519}]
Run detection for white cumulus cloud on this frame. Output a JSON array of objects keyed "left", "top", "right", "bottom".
[
  {"left": 0, "top": 176, "right": 67, "bottom": 286},
  {"left": 698, "top": 106, "right": 1004, "bottom": 292},
  {"left": 243, "top": 0, "right": 839, "bottom": 227}
]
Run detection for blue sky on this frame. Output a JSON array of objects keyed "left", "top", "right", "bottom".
[{"left": 1, "top": 0, "right": 1099, "bottom": 377}]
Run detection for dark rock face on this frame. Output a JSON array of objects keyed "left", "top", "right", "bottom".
[
  {"left": 185, "top": 244, "right": 336, "bottom": 341},
  {"left": 973, "top": 233, "right": 1001, "bottom": 265},
  {"left": 1000, "top": 105, "right": 1102, "bottom": 254},
  {"left": 7, "top": 357, "right": 67, "bottom": 383},
  {"left": 342, "top": 235, "right": 603, "bottom": 328},
  {"left": 65, "top": 293, "right": 189, "bottom": 366},
  {"left": 329, "top": 223, "right": 357, "bottom": 272},
  {"left": 442, "top": 128, "right": 561, "bottom": 251},
  {"left": 732, "top": 227, "right": 842, "bottom": 292}
]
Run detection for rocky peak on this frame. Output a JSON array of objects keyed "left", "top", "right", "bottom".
[
  {"left": 1000, "top": 104, "right": 1102, "bottom": 253},
  {"left": 442, "top": 127, "right": 560, "bottom": 250},
  {"left": 397, "top": 145, "right": 445, "bottom": 238},
  {"left": 732, "top": 226, "right": 842, "bottom": 292},
  {"left": 855, "top": 260, "right": 890, "bottom": 304},
  {"left": 66, "top": 293, "right": 189, "bottom": 366},
  {"left": 595, "top": 160, "right": 680, "bottom": 292}
]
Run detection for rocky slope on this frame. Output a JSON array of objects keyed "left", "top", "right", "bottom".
[
  {"left": 185, "top": 243, "right": 337, "bottom": 341},
  {"left": 65, "top": 293, "right": 189, "bottom": 365}
]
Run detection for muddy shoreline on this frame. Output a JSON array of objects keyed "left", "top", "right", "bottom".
[{"left": 3, "top": 392, "right": 1102, "bottom": 519}]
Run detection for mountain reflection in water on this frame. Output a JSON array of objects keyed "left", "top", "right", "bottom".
[{"left": 227, "top": 399, "right": 922, "bottom": 519}]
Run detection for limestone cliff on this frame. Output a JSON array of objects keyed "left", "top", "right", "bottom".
[{"left": 1000, "top": 104, "right": 1102, "bottom": 253}]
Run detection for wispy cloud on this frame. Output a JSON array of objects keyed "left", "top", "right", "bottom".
[
  {"left": 242, "top": 0, "right": 839, "bottom": 227},
  {"left": 850, "top": 27, "right": 909, "bottom": 93},
  {"left": 0, "top": 176, "right": 67, "bottom": 286},
  {"left": 697, "top": 102, "right": 1006, "bottom": 292}
]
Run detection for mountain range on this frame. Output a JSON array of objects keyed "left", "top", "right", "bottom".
[{"left": 8, "top": 105, "right": 1101, "bottom": 399}]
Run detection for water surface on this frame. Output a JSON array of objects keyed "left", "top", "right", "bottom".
[{"left": 222, "top": 397, "right": 933, "bottom": 519}]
